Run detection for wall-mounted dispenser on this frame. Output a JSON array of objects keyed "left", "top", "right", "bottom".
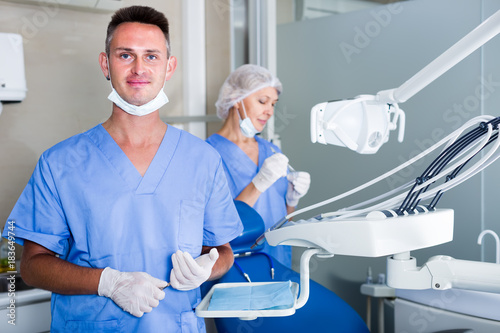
[{"left": 0, "top": 33, "right": 27, "bottom": 115}]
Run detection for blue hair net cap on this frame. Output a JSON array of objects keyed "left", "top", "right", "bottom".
[{"left": 215, "top": 64, "right": 283, "bottom": 120}]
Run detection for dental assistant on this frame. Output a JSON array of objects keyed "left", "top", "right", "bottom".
[
  {"left": 206, "top": 64, "right": 311, "bottom": 267},
  {"left": 2, "top": 6, "right": 242, "bottom": 332}
]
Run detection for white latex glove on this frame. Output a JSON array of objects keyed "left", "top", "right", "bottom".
[
  {"left": 98, "top": 267, "right": 168, "bottom": 317},
  {"left": 170, "top": 248, "right": 219, "bottom": 291},
  {"left": 252, "top": 153, "right": 289, "bottom": 193},
  {"left": 286, "top": 171, "right": 311, "bottom": 207}
]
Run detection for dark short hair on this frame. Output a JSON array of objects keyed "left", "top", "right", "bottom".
[{"left": 105, "top": 5, "right": 170, "bottom": 57}]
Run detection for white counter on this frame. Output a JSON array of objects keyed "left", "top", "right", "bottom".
[{"left": 396, "top": 288, "right": 500, "bottom": 321}]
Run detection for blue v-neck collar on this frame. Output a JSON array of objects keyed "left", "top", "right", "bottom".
[
  {"left": 88, "top": 124, "right": 181, "bottom": 194},
  {"left": 210, "top": 134, "right": 264, "bottom": 171}
]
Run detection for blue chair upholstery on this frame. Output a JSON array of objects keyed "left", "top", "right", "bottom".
[
  {"left": 202, "top": 200, "right": 368, "bottom": 332},
  {"left": 229, "top": 200, "right": 265, "bottom": 254}
]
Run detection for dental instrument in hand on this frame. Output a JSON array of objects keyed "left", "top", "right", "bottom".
[
  {"left": 98, "top": 268, "right": 168, "bottom": 317},
  {"left": 270, "top": 146, "right": 295, "bottom": 172}
]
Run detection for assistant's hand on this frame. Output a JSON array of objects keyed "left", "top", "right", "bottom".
[
  {"left": 170, "top": 248, "right": 219, "bottom": 291},
  {"left": 286, "top": 171, "right": 311, "bottom": 207},
  {"left": 252, "top": 153, "right": 289, "bottom": 193},
  {"left": 98, "top": 267, "right": 167, "bottom": 317}
]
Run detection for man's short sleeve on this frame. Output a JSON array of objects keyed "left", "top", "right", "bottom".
[{"left": 3, "top": 154, "right": 70, "bottom": 255}]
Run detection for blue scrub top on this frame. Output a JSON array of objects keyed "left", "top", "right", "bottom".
[
  {"left": 206, "top": 134, "right": 291, "bottom": 267},
  {"left": 4, "top": 124, "right": 243, "bottom": 333}
]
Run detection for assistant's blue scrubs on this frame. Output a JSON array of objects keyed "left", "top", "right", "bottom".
[
  {"left": 206, "top": 134, "right": 291, "bottom": 267},
  {"left": 4, "top": 125, "right": 243, "bottom": 332}
]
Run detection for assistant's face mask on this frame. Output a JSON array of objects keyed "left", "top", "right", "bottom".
[
  {"left": 106, "top": 58, "right": 170, "bottom": 117},
  {"left": 237, "top": 101, "right": 260, "bottom": 138}
]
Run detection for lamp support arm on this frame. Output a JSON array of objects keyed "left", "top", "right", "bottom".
[
  {"left": 387, "top": 253, "right": 500, "bottom": 293},
  {"left": 377, "top": 10, "right": 500, "bottom": 104}
]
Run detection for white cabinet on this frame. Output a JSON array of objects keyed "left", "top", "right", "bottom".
[{"left": 395, "top": 289, "right": 500, "bottom": 332}]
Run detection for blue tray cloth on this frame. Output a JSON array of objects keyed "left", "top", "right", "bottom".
[{"left": 207, "top": 281, "right": 294, "bottom": 311}]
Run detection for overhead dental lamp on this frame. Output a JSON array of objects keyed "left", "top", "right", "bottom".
[{"left": 311, "top": 9, "right": 500, "bottom": 154}]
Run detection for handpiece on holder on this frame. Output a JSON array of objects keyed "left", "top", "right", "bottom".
[{"left": 251, "top": 217, "right": 288, "bottom": 249}]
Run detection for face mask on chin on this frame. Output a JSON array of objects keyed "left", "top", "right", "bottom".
[
  {"left": 106, "top": 58, "right": 170, "bottom": 117},
  {"left": 237, "top": 101, "right": 260, "bottom": 138}
]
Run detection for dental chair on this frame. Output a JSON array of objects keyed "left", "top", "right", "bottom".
[{"left": 202, "top": 200, "right": 369, "bottom": 333}]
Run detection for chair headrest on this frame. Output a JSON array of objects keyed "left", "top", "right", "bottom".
[{"left": 230, "top": 200, "right": 265, "bottom": 254}]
